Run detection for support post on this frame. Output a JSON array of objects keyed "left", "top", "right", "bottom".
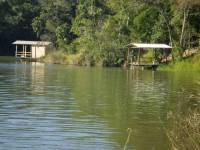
[
  {"left": 25, "top": 45, "right": 27, "bottom": 58},
  {"left": 15, "top": 45, "right": 18, "bottom": 58},
  {"left": 30, "top": 46, "right": 32, "bottom": 58},
  {"left": 131, "top": 54, "right": 133, "bottom": 65},
  {"left": 35, "top": 46, "right": 36, "bottom": 59},
  {"left": 127, "top": 48, "right": 130, "bottom": 65},
  {"left": 23, "top": 45, "right": 25, "bottom": 57},
  {"left": 152, "top": 49, "right": 155, "bottom": 64},
  {"left": 138, "top": 49, "right": 141, "bottom": 65}
]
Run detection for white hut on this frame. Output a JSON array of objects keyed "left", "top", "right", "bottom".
[{"left": 13, "top": 40, "right": 52, "bottom": 59}]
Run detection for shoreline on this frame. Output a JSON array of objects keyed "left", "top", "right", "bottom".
[{"left": 1, "top": 52, "right": 200, "bottom": 72}]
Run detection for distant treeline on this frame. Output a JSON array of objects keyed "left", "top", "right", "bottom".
[{"left": 0, "top": 0, "right": 200, "bottom": 65}]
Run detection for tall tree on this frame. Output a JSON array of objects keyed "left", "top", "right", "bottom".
[
  {"left": 32, "top": 0, "right": 76, "bottom": 47},
  {"left": 71, "top": 0, "right": 109, "bottom": 56},
  {"left": 172, "top": 0, "right": 200, "bottom": 48}
]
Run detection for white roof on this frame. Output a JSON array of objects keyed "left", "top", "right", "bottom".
[
  {"left": 13, "top": 40, "right": 51, "bottom": 46},
  {"left": 127, "top": 43, "right": 172, "bottom": 49}
]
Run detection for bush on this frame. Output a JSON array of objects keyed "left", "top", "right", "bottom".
[
  {"left": 42, "top": 51, "right": 82, "bottom": 65},
  {"left": 43, "top": 51, "right": 68, "bottom": 64}
]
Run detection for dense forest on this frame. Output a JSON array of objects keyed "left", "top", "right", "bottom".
[{"left": 0, "top": 0, "right": 200, "bottom": 65}]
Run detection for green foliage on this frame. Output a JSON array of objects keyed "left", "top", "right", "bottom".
[
  {"left": 159, "top": 53, "right": 200, "bottom": 72},
  {"left": 32, "top": 0, "right": 76, "bottom": 47},
  {"left": 32, "top": 16, "right": 43, "bottom": 38},
  {"left": 0, "top": 0, "right": 39, "bottom": 55},
  {"left": 0, "top": 0, "right": 200, "bottom": 65},
  {"left": 132, "top": 7, "right": 159, "bottom": 42},
  {"left": 43, "top": 51, "right": 82, "bottom": 65},
  {"left": 151, "top": 15, "right": 168, "bottom": 43}
]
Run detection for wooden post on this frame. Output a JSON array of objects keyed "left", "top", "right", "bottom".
[
  {"left": 138, "top": 49, "right": 141, "bottom": 65},
  {"left": 131, "top": 53, "right": 133, "bottom": 65},
  {"left": 25, "top": 45, "right": 27, "bottom": 58},
  {"left": 152, "top": 49, "right": 155, "bottom": 64},
  {"left": 15, "top": 45, "right": 18, "bottom": 57},
  {"left": 127, "top": 48, "right": 130, "bottom": 65},
  {"left": 35, "top": 46, "right": 36, "bottom": 59},
  {"left": 23, "top": 45, "right": 25, "bottom": 57},
  {"left": 29, "top": 45, "right": 32, "bottom": 58},
  {"left": 154, "top": 49, "right": 156, "bottom": 64}
]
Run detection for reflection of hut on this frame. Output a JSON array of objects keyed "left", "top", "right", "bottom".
[
  {"left": 125, "top": 43, "right": 172, "bottom": 70},
  {"left": 13, "top": 40, "right": 52, "bottom": 60}
]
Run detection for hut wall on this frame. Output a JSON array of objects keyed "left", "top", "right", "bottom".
[{"left": 31, "top": 46, "right": 46, "bottom": 58}]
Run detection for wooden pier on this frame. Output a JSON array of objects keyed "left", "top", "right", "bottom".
[
  {"left": 129, "top": 63, "right": 159, "bottom": 70},
  {"left": 125, "top": 43, "right": 172, "bottom": 70}
]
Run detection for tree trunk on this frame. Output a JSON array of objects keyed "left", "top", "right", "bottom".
[
  {"left": 180, "top": 7, "right": 190, "bottom": 47},
  {"left": 159, "top": 10, "right": 174, "bottom": 61}
]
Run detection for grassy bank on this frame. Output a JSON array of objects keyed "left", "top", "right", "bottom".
[
  {"left": 167, "top": 109, "right": 200, "bottom": 150},
  {"left": 166, "top": 84, "right": 200, "bottom": 150},
  {"left": 42, "top": 49, "right": 200, "bottom": 70},
  {"left": 158, "top": 53, "right": 200, "bottom": 72},
  {"left": 41, "top": 51, "right": 121, "bottom": 67},
  {"left": 41, "top": 52, "right": 82, "bottom": 65},
  {"left": 0, "top": 56, "right": 16, "bottom": 63}
]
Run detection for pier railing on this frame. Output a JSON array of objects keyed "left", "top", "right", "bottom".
[{"left": 16, "top": 51, "right": 32, "bottom": 58}]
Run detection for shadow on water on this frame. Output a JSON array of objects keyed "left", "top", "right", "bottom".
[
  {"left": 0, "top": 62, "right": 200, "bottom": 150},
  {"left": 66, "top": 67, "right": 200, "bottom": 150}
]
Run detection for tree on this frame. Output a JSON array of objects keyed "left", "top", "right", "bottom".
[
  {"left": 32, "top": 0, "right": 76, "bottom": 47},
  {"left": 132, "top": 7, "right": 159, "bottom": 42},
  {"left": 172, "top": 0, "right": 200, "bottom": 48},
  {"left": 70, "top": 0, "right": 111, "bottom": 64},
  {"left": 0, "top": 0, "right": 39, "bottom": 55}
]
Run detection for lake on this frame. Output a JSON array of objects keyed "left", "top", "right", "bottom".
[{"left": 0, "top": 60, "right": 199, "bottom": 150}]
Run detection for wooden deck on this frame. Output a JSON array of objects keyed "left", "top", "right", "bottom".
[
  {"left": 129, "top": 63, "right": 159, "bottom": 70},
  {"left": 125, "top": 43, "right": 172, "bottom": 71},
  {"left": 15, "top": 51, "right": 37, "bottom": 62}
]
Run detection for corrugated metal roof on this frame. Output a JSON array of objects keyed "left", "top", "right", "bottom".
[
  {"left": 127, "top": 43, "right": 172, "bottom": 49},
  {"left": 12, "top": 40, "right": 51, "bottom": 46}
]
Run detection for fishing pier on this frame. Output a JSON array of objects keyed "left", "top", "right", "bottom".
[{"left": 125, "top": 43, "right": 172, "bottom": 70}]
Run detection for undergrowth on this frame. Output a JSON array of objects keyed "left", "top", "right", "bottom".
[{"left": 159, "top": 53, "right": 200, "bottom": 72}]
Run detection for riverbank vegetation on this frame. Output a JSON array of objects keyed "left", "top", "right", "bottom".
[
  {"left": 159, "top": 52, "right": 200, "bottom": 72},
  {"left": 167, "top": 110, "right": 200, "bottom": 150},
  {"left": 0, "top": 0, "right": 200, "bottom": 66},
  {"left": 167, "top": 99, "right": 200, "bottom": 150}
]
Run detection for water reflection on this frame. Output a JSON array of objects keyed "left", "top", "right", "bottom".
[
  {"left": 0, "top": 63, "right": 117, "bottom": 150},
  {"left": 0, "top": 63, "right": 199, "bottom": 150},
  {"left": 70, "top": 68, "right": 171, "bottom": 149}
]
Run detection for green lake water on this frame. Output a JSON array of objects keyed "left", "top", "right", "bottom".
[{"left": 0, "top": 59, "right": 200, "bottom": 150}]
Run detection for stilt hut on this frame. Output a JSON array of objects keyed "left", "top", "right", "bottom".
[
  {"left": 125, "top": 43, "right": 172, "bottom": 70},
  {"left": 13, "top": 40, "right": 52, "bottom": 60}
]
